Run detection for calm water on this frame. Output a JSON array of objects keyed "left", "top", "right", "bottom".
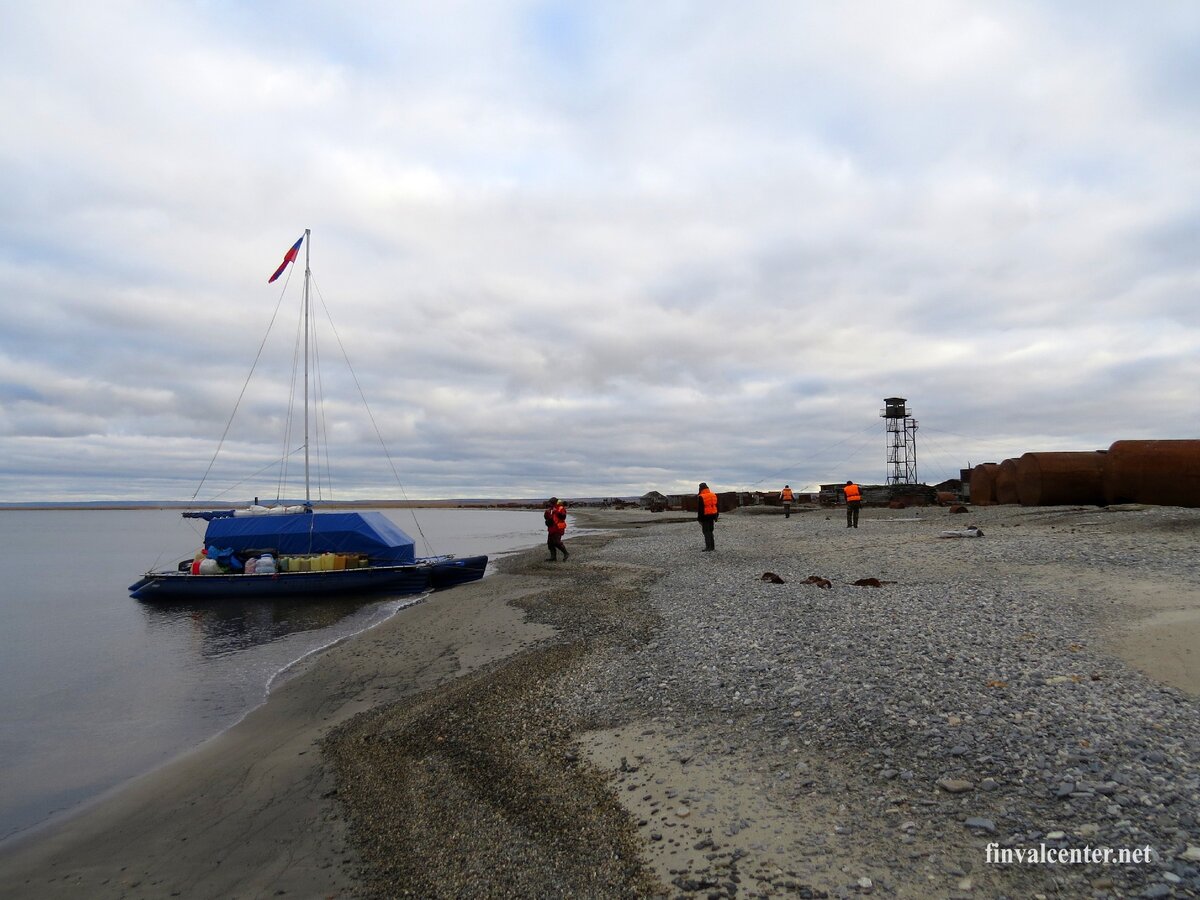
[{"left": 0, "top": 507, "right": 546, "bottom": 844}]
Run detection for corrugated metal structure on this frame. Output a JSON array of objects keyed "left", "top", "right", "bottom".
[
  {"left": 963, "top": 439, "right": 1200, "bottom": 508},
  {"left": 1016, "top": 451, "right": 1107, "bottom": 507},
  {"left": 1103, "top": 440, "right": 1200, "bottom": 507},
  {"left": 969, "top": 463, "right": 1000, "bottom": 505},
  {"left": 994, "top": 459, "right": 1020, "bottom": 505}
]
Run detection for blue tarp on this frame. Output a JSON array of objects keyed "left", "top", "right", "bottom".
[
  {"left": 203, "top": 511, "right": 416, "bottom": 564},
  {"left": 183, "top": 510, "right": 236, "bottom": 521}
]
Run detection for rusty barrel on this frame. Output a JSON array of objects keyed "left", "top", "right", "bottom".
[
  {"left": 1016, "top": 451, "right": 1107, "bottom": 506},
  {"left": 969, "top": 463, "right": 1000, "bottom": 505},
  {"left": 1104, "top": 440, "right": 1200, "bottom": 507},
  {"left": 994, "top": 458, "right": 1020, "bottom": 505},
  {"left": 717, "top": 491, "right": 740, "bottom": 512}
]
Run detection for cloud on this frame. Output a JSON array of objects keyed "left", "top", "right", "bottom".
[{"left": 1, "top": 1, "right": 1198, "bottom": 500}]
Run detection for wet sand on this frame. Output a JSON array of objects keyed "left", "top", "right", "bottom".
[{"left": 2, "top": 505, "right": 1197, "bottom": 898}]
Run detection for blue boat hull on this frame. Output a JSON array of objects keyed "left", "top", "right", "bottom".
[
  {"left": 430, "top": 555, "right": 489, "bottom": 590},
  {"left": 129, "top": 556, "right": 486, "bottom": 601}
]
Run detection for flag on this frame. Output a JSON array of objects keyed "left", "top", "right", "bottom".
[{"left": 268, "top": 234, "right": 304, "bottom": 283}]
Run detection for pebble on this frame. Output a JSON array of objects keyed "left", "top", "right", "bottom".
[
  {"left": 963, "top": 817, "right": 996, "bottom": 833},
  {"left": 322, "top": 506, "right": 1200, "bottom": 898},
  {"left": 937, "top": 777, "right": 974, "bottom": 794}
]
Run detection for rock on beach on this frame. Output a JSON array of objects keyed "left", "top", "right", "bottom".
[{"left": 321, "top": 503, "right": 1200, "bottom": 898}]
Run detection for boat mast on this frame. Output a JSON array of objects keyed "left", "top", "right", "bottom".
[{"left": 302, "top": 227, "right": 312, "bottom": 505}]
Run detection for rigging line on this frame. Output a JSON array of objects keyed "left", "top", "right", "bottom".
[
  {"left": 146, "top": 516, "right": 210, "bottom": 572},
  {"left": 749, "top": 421, "right": 880, "bottom": 488},
  {"left": 311, "top": 322, "right": 335, "bottom": 501},
  {"left": 193, "top": 267, "right": 296, "bottom": 500},
  {"left": 313, "top": 317, "right": 337, "bottom": 502},
  {"left": 309, "top": 274, "right": 436, "bottom": 556},
  {"left": 310, "top": 325, "right": 324, "bottom": 500},
  {"left": 280, "top": 296, "right": 305, "bottom": 501},
  {"left": 204, "top": 446, "right": 308, "bottom": 502}
]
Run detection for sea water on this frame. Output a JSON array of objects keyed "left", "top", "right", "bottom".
[{"left": 0, "top": 506, "right": 546, "bottom": 844}]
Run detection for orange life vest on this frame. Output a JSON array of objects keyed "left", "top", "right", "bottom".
[
  {"left": 844, "top": 483, "right": 862, "bottom": 503},
  {"left": 699, "top": 489, "right": 719, "bottom": 515},
  {"left": 781, "top": 488, "right": 794, "bottom": 502},
  {"left": 545, "top": 504, "right": 567, "bottom": 533}
]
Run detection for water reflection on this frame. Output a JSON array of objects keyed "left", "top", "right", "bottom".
[{"left": 136, "top": 594, "right": 394, "bottom": 659}]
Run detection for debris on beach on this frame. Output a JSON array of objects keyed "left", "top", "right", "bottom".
[
  {"left": 939, "top": 525, "right": 984, "bottom": 538},
  {"left": 803, "top": 575, "right": 832, "bottom": 588},
  {"left": 760, "top": 571, "right": 786, "bottom": 584}
]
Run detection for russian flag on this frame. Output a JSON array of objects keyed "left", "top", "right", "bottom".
[{"left": 268, "top": 235, "right": 304, "bottom": 283}]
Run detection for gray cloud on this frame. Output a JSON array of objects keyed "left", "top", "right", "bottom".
[{"left": 1, "top": 2, "right": 1198, "bottom": 501}]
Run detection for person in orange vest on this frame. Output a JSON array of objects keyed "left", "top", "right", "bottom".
[
  {"left": 780, "top": 484, "right": 795, "bottom": 519},
  {"left": 544, "top": 497, "right": 569, "bottom": 561},
  {"left": 697, "top": 482, "right": 719, "bottom": 551},
  {"left": 842, "top": 479, "right": 862, "bottom": 528}
]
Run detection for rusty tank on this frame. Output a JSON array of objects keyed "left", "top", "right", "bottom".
[
  {"left": 994, "top": 458, "right": 1020, "bottom": 505},
  {"left": 1016, "top": 451, "right": 1107, "bottom": 506},
  {"left": 969, "top": 463, "right": 1000, "bottom": 505},
  {"left": 1103, "top": 440, "right": 1200, "bottom": 507}
]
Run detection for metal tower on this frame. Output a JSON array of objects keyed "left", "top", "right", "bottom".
[{"left": 880, "top": 397, "right": 918, "bottom": 485}]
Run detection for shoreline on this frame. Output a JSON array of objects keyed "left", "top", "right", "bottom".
[
  {"left": 0, "top": 549, "right": 564, "bottom": 897},
  {"left": 2, "top": 506, "right": 1198, "bottom": 897}
]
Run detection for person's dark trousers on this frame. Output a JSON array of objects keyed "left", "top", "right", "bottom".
[
  {"left": 700, "top": 519, "right": 715, "bottom": 550},
  {"left": 547, "top": 534, "right": 569, "bottom": 560},
  {"left": 847, "top": 502, "right": 860, "bottom": 528},
  {"left": 783, "top": 503, "right": 791, "bottom": 519}
]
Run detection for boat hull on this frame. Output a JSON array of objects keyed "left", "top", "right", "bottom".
[
  {"left": 131, "top": 564, "right": 436, "bottom": 601},
  {"left": 430, "top": 555, "right": 489, "bottom": 590}
]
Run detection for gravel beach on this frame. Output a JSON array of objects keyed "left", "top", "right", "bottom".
[
  {"left": 326, "top": 503, "right": 1200, "bottom": 898},
  {"left": 3, "top": 504, "right": 1199, "bottom": 898}
]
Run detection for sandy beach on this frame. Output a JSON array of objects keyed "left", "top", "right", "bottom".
[{"left": 2, "top": 504, "right": 1199, "bottom": 898}]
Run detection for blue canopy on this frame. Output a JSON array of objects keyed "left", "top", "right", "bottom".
[{"left": 203, "top": 511, "right": 416, "bottom": 564}]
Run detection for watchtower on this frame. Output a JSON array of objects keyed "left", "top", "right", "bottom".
[{"left": 880, "top": 397, "right": 918, "bottom": 484}]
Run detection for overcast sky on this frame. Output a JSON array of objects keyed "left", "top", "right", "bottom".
[{"left": 2, "top": 1, "right": 1198, "bottom": 502}]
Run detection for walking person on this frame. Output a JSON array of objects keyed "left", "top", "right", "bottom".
[
  {"left": 780, "top": 484, "right": 794, "bottom": 518},
  {"left": 843, "top": 479, "right": 862, "bottom": 528},
  {"left": 544, "top": 497, "right": 569, "bottom": 561},
  {"left": 697, "top": 482, "right": 719, "bottom": 551}
]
